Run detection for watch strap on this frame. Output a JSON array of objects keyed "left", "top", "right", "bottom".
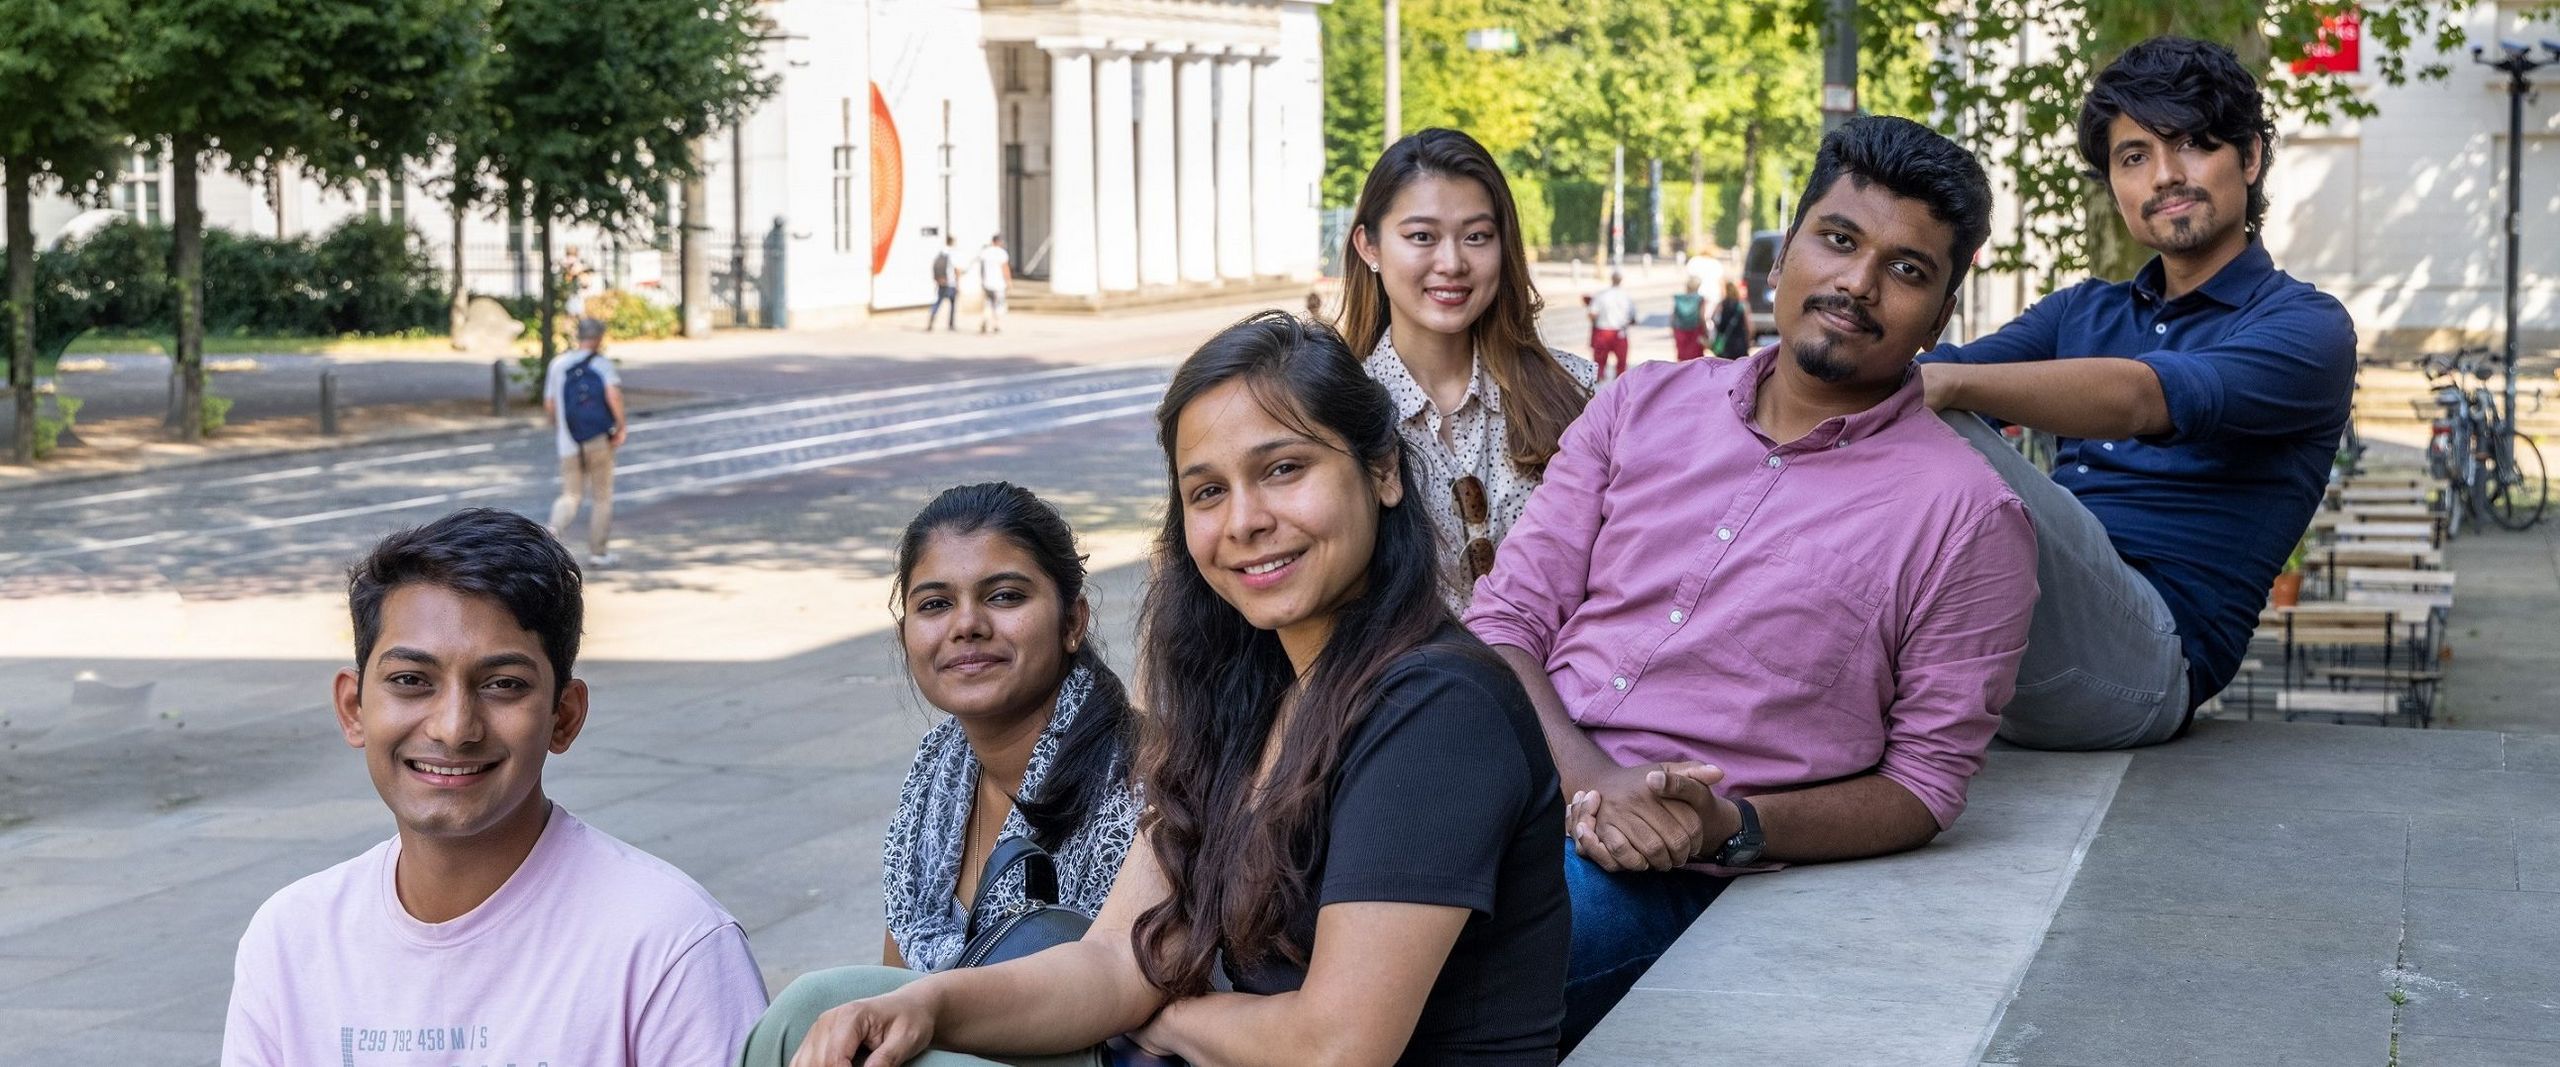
[{"left": 1711, "top": 796, "right": 1764, "bottom": 867}]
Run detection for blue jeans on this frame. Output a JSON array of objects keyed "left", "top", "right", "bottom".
[
  {"left": 1562, "top": 844, "right": 1730, "bottom": 1052},
  {"left": 927, "top": 284, "right": 960, "bottom": 330}
]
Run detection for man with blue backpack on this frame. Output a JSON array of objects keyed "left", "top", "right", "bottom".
[{"left": 544, "top": 317, "right": 626, "bottom": 566}]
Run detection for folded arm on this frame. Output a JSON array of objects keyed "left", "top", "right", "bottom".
[{"left": 1135, "top": 902, "right": 1470, "bottom": 1067}]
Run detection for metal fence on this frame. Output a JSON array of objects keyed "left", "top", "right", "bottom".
[{"left": 1316, "top": 207, "right": 1354, "bottom": 280}]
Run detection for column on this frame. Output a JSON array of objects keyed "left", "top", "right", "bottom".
[
  {"left": 1213, "top": 53, "right": 1254, "bottom": 282},
  {"left": 1045, "top": 44, "right": 1097, "bottom": 298},
  {"left": 1175, "top": 52, "right": 1217, "bottom": 285},
  {"left": 1093, "top": 45, "right": 1139, "bottom": 293},
  {"left": 1136, "top": 49, "right": 1179, "bottom": 288},
  {"left": 1250, "top": 53, "right": 1287, "bottom": 279}
]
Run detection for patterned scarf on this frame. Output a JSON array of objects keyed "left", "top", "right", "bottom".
[{"left": 878, "top": 665, "right": 1141, "bottom": 971}]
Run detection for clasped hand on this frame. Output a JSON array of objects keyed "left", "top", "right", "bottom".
[{"left": 1567, "top": 762, "right": 1730, "bottom": 873}]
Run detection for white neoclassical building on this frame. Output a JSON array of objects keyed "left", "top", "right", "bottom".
[
  {"left": 8, "top": 0, "right": 1329, "bottom": 329},
  {"left": 852, "top": 0, "right": 1328, "bottom": 314}
]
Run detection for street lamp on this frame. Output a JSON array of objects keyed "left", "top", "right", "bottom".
[
  {"left": 1383, "top": 0, "right": 1400, "bottom": 146},
  {"left": 2469, "top": 38, "right": 2558, "bottom": 421}
]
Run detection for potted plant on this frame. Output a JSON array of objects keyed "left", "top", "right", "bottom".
[{"left": 2271, "top": 531, "right": 2313, "bottom": 608}]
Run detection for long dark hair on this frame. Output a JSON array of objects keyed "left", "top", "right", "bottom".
[
  {"left": 891, "top": 482, "right": 1137, "bottom": 854},
  {"left": 1133, "top": 311, "right": 1452, "bottom": 996},
  {"left": 1338, "top": 128, "right": 1588, "bottom": 477}
]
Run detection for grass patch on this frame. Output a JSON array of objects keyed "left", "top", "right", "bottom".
[{"left": 64, "top": 328, "right": 455, "bottom": 358}]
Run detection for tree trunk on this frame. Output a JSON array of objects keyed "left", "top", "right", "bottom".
[
  {"left": 536, "top": 206, "right": 557, "bottom": 397},
  {"left": 9, "top": 162, "right": 35, "bottom": 464},
  {"left": 681, "top": 158, "right": 710, "bottom": 338},
  {"left": 270, "top": 163, "right": 287, "bottom": 241},
  {"left": 449, "top": 189, "right": 470, "bottom": 348},
  {"left": 171, "top": 135, "right": 205, "bottom": 442},
  {"left": 1688, "top": 150, "right": 1708, "bottom": 254},
  {"left": 1735, "top": 122, "right": 1761, "bottom": 248}
]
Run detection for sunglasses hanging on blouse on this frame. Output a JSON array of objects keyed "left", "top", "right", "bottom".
[{"left": 1453, "top": 474, "right": 1495, "bottom": 581}]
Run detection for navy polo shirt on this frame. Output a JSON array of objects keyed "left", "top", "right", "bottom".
[{"left": 1923, "top": 242, "right": 2356, "bottom": 707}]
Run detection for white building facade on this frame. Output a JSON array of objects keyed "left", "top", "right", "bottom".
[
  {"left": 14, "top": 0, "right": 1329, "bottom": 329},
  {"left": 2256, "top": 0, "right": 2559, "bottom": 352},
  {"left": 857, "top": 0, "right": 1327, "bottom": 315},
  {"left": 1952, "top": 3, "right": 2559, "bottom": 354}
]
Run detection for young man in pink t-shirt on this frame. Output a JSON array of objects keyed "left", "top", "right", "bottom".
[{"left": 222, "top": 509, "right": 768, "bottom": 1066}]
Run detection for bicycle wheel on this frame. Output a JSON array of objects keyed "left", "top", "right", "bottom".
[{"left": 2488, "top": 431, "right": 2550, "bottom": 531}]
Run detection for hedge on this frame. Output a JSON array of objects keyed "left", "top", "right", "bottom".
[{"left": 3, "top": 217, "right": 449, "bottom": 357}]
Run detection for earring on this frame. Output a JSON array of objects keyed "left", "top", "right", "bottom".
[{"left": 1368, "top": 261, "right": 1381, "bottom": 273}]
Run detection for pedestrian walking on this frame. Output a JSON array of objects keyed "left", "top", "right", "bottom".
[
  {"left": 1587, "top": 271, "right": 1635, "bottom": 378},
  {"left": 561, "top": 245, "right": 599, "bottom": 318},
  {"left": 974, "top": 233, "right": 1011, "bottom": 334},
  {"left": 545, "top": 317, "right": 625, "bottom": 566},
  {"left": 925, "top": 236, "right": 960, "bottom": 331},
  {"left": 1670, "top": 276, "right": 1709, "bottom": 361},
  {"left": 1712, "top": 278, "right": 1752, "bottom": 358}
]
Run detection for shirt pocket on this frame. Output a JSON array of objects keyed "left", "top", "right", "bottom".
[{"left": 1727, "top": 532, "right": 1886, "bottom": 687}]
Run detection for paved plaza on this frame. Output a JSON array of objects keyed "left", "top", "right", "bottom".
[{"left": 3, "top": 278, "right": 2556, "bottom": 1064}]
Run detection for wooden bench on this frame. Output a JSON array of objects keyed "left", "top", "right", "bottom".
[{"left": 2327, "top": 521, "right": 2439, "bottom": 546}]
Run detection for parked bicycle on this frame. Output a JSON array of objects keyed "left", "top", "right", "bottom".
[{"left": 2417, "top": 348, "right": 2548, "bottom": 533}]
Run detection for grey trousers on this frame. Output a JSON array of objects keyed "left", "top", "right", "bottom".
[
  {"left": 1940, "top": 411, "right": 2191, "bottom": 750},
  {"left": 737, "top": 965, "right": 1104, "bottom": 1067}
]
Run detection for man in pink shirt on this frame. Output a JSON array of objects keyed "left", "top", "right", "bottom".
[
  {"left": 1464, "top": 116, "right": 2039, "bottom": 1048},
  {"left": 221, "top": 509, "right": 768, "bottom": 1066}
]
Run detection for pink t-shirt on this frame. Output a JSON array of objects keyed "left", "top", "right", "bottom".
[{"left": 222, "top": 807, "right": 768, "bottom": 1066}]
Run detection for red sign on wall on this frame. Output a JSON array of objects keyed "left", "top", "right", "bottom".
[{"left": 2291, "top": 12, "right": 2363, "bottom": 75}]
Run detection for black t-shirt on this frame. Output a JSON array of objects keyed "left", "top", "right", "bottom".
[{"left": 1228, "top": 626, "right": 1570, "bottom": 1065}]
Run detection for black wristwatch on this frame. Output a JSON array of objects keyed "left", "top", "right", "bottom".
[{"left": 1708, "top": 796, "right": 1765, "bottom": 867}]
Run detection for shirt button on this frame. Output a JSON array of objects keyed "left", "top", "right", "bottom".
[
  {"left": 2103, "top": 442, "right": 2115, "bottom": 451},
  {"left": 1767, "top": 455, "right": 1783, "bottom": 468},
  {"left": 2154, "top": 323, "right": 2167, "bottom": 335},
  {"left": 1716, "top": 527, "right": 1734, "bottom": 541},
  {"left": 1612, "top": 676, "right": 1629, "bottom": 691},
  {"left": 2076, "top": 464, "right": 2090, "bottom": 474},
  {"left": 1671, "top": 610, "right": 1686, "bottom": 624}
]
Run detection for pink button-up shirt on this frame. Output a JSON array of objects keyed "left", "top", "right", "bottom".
[{"left": 1463, "top": 352, "right": 2037, "bottom": 829}]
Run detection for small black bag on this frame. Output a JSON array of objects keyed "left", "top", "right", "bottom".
[
  {"left": 954, "top": 838, "right": 1187, "bottom": 1067},
  {"left": 956, "top": 836, "right": 1093, "bottom": 968}
]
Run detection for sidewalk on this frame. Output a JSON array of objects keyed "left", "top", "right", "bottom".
[{"left": 0, "top": 261, "right": 1701, "bottom": 491}]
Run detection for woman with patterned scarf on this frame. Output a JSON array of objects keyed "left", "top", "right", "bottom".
[{"left": 740, "top": 482, "right": 1141, "bottom": 1064}]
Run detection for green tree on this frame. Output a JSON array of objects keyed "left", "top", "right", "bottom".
[
  {"left": 123, "top": 0, "right": 483, "bottom": 441},
  {"left": 0, "top": 0, "right": 125, "bottom": 464},
  {"left": 1319, "top": 0, "right": 1566, "bottom": 211},
  {"left": 1830, "top": 0, "right": 2473, "bottom": 286},
  {"left": 1319, "top": 0, "right": 1853, "bottom": 261},
  {"left": 464, "top": 0, "right": 774, "bottom": 380}
]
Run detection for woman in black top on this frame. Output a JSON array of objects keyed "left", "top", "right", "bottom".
[{"left": 785, "top": 312, "right": 1570, "bottom": 1067}]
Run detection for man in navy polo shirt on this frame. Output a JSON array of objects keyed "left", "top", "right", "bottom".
[{"left": 1918, "top": 36, "right": 2356, "bottom": 750}]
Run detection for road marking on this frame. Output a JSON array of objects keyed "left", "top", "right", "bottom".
[
  {"left": 0, "top": 388, "right": 1165, "bottom": 565},
  {"left": 3, "top": 361, "right": 1166, "bottom": 514},
  {"left": 615, "top": 402, "right": 1163, "bottom": 504},
  {"left": 610, "top": 385, "right": 1164, "bottom": 477}
]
